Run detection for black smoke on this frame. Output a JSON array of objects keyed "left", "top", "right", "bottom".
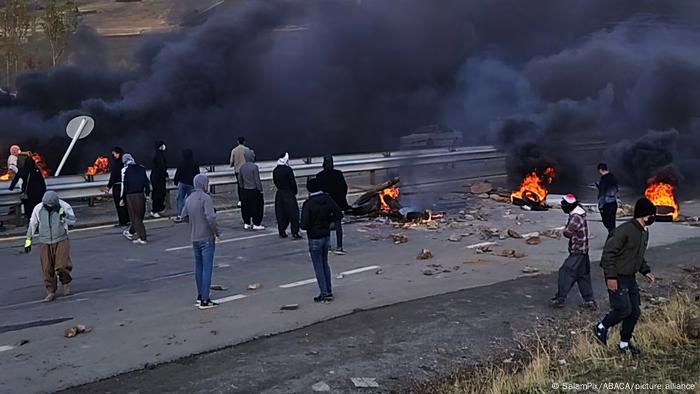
[{"left": 0, "top": 0, "right": 699, "bottom": 191}]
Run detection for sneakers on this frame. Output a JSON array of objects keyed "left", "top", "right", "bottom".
[
  {"left": 133, "top": 238, "right": 148, "bottom": 245},
  {"left": 619, "top": 343, "right": 641, "bottom": 356},
  {"left": 237, "top": 201, "right": 242, "bottom": 208},
  {"left": 593, "top": 323, "right": 608, "bottom": 346},
  {"left": 62, "top": 284, "right": 71, "bottom": 297},
  {"left": 149, "top": 212, "right": 161, "bottom": 219},
  {"left": 173, "top": 216, "right": 183, "bottom": 223},
  {"left": 43, "top": 292, "right": 55, "bottom": 302},
  {"left": 244, "top": 224, "right": 252, "bottom": 230},
  {"left": 198, "top": 300, "right": 218, "bottom": 310},
  {"left": 314, "top": 294, "right": 334, "bottom": 303},
  {"left": 549, "top": 298, "right": 565, "bottom": 308},
  {"left": 279, "top": 233, "right": 289, "bottom": 238},
  {"left": 195, "top": 296, "right": 202, "bottom": 306},
  {"left": 582, "top": 300, "right": 598, "bottom": 310},
  {"left": 122, "top": 230, "right": 134, "bottom": 241},
  {"left": 333, "top": 248, "right": 347, "bottom": 255},
  {"left": 292, "top": 234, "right": 303, "bottom": 240},
  {"left": 252, "top": 225, "right": 265, "bottom": 231}
]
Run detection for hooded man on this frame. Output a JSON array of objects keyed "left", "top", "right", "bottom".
[
  {"left": 121, "top": 154, "right": 150, "bottom": 244},
  {"left": 7, "top": 144, "right": 20, "bottom": 174},
  {"left": 551, "top": 194, "right": 595, "bottom": 309},
  {"left": 230, "top": 137, "right": 253, "bottom": 208},
  {"left": 150, "top": 140, "right": 168, "bottom": 218},
  {"left": 25, "top": 191, "right": 76, "bottom": 302},
  {"left": 181, "top": 174, "right": 221, "bottom": 309},
  {"left": 238, "top": 149, "right": 265, "bottom": 230},
  {"left": 173, "top": 149, "right": 200, "bottom": 222},
  {"left": 273, "top": 152, "right": 301, "bottom": 239},
  {"left": 105, "top": 147, "right": 130, "bottom": 226},
  {"left": 9, "top": 155, "right": 46, "bottom": 222},
  {"left": 316, "top": 155, "right": 349, "bottom": 255},
  {"left": 301, "top": 178, "right": 343, "bottom": 303},
  {"left": 596, "top": 163, "right": 619, "bottom": 235},
  {"left": 594, "top": 197, "right": 657, "bottom": 355}
]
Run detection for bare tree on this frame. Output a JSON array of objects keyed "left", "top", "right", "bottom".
[
  {"left": 40, "top": 0, "right": 78, "bottom": 66},
  {"left": 0, "top": 0, "right": 35, "bottom": 86}
]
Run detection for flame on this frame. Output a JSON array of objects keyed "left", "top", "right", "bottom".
[
  {"left": 379, "top": 186, "right": 400, "bottom": 212},
  {"left": 0, "top": 172, "right": 10, "bottom": 181},
  {"left": 644, "top": 182, "right": 679, "bottom": 220},
  {"left": 510, "top": 167, "right": 555, "bottom": 204},
  {"left": 86, "top": 156, "right": 110, "bottom": 176},
  {"left": 31, "top": 152, "right": 51, "bottom": 178}
]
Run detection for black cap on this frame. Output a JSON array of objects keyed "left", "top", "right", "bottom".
[{"left": 634, "top": 197, "right": 656, "bottom": 218}]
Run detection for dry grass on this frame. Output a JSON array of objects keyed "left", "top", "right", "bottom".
[{"left": 411, "top": 293, "right": 700, "bottom": 394}]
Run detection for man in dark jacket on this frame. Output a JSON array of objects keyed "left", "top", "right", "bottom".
[
  {"left": 105, "top": 147, "right": 130, "bottom": 226},
  {"left": 273, "top": 152, "right": 301, "bottom": 239},
  {"left": 173, "top": 149, "right": 200, "bottom": 222},
  {"left": 596, "top": 163, "right": 619, "bottom": 235},
  {"left": 316, "top": 155, "right": 349, "bottom": 255},
  {"left": 121, "top": 154, "right": 151, "bottom": 244},
  {"left": 301, "top": 178, "right": 343, "bottom": 303},
  {"left": 238, "top": 149, "right": 264, "bottom": 230},
  {"left": 9, "top": 155, "right": 46, "bottom": 223},
  {"left": 594, "top": 197, "right": 657, "bottom": 355},
  {"left": 150, "top": 140, "right": 168, "bottom": 218}
]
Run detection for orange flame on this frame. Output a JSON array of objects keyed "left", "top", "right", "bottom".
[
  {"left": 0, "top": 172, "right": 10, "bottom": 181},
  {"left": 86, "top": 156, "right": 110, "bottom": 176},
  {"left": 31, "top": 152, "right": 51, "bottom": 178},
  {"left": 644, "top": 182, "right": 679, "bottom": 220},
  {"left": 510, "top": 167, "right": 555, "bottom": 204},
  {"left": 379, "top": 186, "right": 400, "bottom": 212}
]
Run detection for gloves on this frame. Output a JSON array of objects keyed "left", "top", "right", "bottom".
[
  {"left": 58, "top": 207, "right": 66, "bottom": 219},
  {"left": 24, "top": 238, "right": 32, "bottom": 253}
]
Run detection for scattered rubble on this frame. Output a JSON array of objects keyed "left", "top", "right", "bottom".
[
  {"left": 463, "top": 258, "right": 489, "bottom": 264},
  {"left": 370, "top": 234, "right": 383, "bottom": 241},
  {"left": 500, "top": 249, "right": 526, "bottom": 259},
  {"left": 542, "top": 229, "right": 562, "bottom": 239},
  {"left": 422, "top": 269, "right": 435, "bottom": 276},
  {"left": 470, "top": 181, "right": 493, "bottom": 194},
  {"left": 417, "top": 249, "right": 433, "bottom": 260},
  {"left": 64, "top": 324, "right": 91, "bottom": 338},
  {"left": 391, "top": 233, "right": 408, "bottom": 244},
  {"left": 475, "top": 245, "right": 493, "bottom": 254},
  {"left": 490, "top": 194, "right": 510, "bottom": 203},
  {"left": 351, "top": 378, "right": 380, "bottom": 388},
  {"left": 447, "top": 234, "right": 463, "bottom": 242},
  {"left": 507, "top": 229, "right": 523, "bottom": 239},
  {"left": 312, "top": 381, "right": 331, "bottom": 392},
  {"left": 521, "top": 266, "right": 540, "bottom": 274},
  {"left": 247, "top": 283, "right": 262, "bottom": 290},
  {"left": 525, "top": 236, "right": 541, "bottom": 245},
  {"left": 478, "top": 193, "right": 490, "bottom": 199}
]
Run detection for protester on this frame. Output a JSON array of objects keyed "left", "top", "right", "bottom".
[
  {"left": 273, "top": 152, "right": 301, "bottom": 239},
  {"left": 181, "top": 174, "right": 221, "bottom": 309},
  {"left": 173, "top": 149, "right": 200, "bottom": 223},
  {"left": 121, "top": 154, "right": 150, "bottom": 245},
  {"left": 24, "top": 191, "right": 76, "bottom": 302},
  {"left": 7, "top": 144, "right": 20, "bottom": 174},
  {"left": 105, "top": 147, "right": 130, "bottom": 227},
  {"left": 150, "top": 140, "right": 168, "bottom": 218},
  {"left": 316, "top": 155, "right": 349, "bottom": 255},
  {"left": 550, "top": 194, "right": 595, "bottom": 309},
  {"left": 229, "top": 137, "right": 253, "bottom": 208},
  {"left": 9, "top": 156, "right": 46, "bottom": 222},
  {"left": 238, "top": 149, "right": 264, "bottom": 230},
  {"left": 301, "top": 178, "right": 343, "bottom": 303},
  {"left": 596, "top": 163, "right": 619, "bottom": 235},
  {"left": 594, "top": 197, "right": 657, "bottom": 355}
]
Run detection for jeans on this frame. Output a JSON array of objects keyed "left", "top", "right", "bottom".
[
  {"left": 192, "top": 238, "right": 216, "bottom": 301},
  {"left": 554, "top": 253, "right": 594, "bottom": 303},
  {"left": 602, "top": 275, "right": 641, "bottom": 342},
  {"left": 176, "top": 183, "right": 194, "bottom": 217},
  {"left": 600, "top": 202, "right": 617, "bottom": 234},
  {"left": 309, "top": 236, "right": 332, "bottom": 297}
]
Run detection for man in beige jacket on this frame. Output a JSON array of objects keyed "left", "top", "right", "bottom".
[{"left": 229, "top": 136, "right": 253, "bottom": 208}]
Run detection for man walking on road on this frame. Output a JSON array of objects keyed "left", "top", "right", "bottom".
[
  {"left": 181, "top": 174, "right": 221, "bottom": 309},
  {"left": 273, "top": 152, "right": 302, "bottom": 239},
  {"left": 239, "top": 149, "right": 265, "bottom": 230},
  {"left": 316, "top": 155, "right": 349, "bottom": 255},
  {"left": 301, "top": 178, "right": 343, "bottom": 303},
  {"left": 25, "top": 191, "right": 76, "bottom": 302},
  {"left": 550, "top": 194, "right": 596, "bottom": 309},
  {"left": 594, "top": 197, "right": 657, "bottom": 355},
  {"left": 121, "top": 154, "right": 151, "bottom": 245},
  {"left": 150, "top": 141, "right": 168, "bottom": 218},
  {"left": 173, "top": 149, "right": 200, "bottom": 223},
  {"left": 105, "top": 147, "right": 130, "bottom": 227},
  {"left": 596, "top": 163, "right": 619, "bottom": 235},
  {"left": 230, "top": 137, "right": 253, "bottom": 208}
]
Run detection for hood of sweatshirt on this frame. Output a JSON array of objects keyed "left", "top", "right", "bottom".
[
  {"left": 277, "top": 152, "right": 289, "bottom": 166},
  {"left": 122, "top": 153, "right": 135, "bottom": 166},
  {"left": 194, "top": 173, "right": 209, "bottom": 192},
  {"left": 42, "top": 190, "right": 60, "bottom": 208},
  {"left": 322, "top": 155, "right": 334, "bottom": 170},
  {"left": 571, "top": 206, "right": 587, "bottom": 217},
  {"left": 244, "top": 149, "right": 255, "bottom": 163}
]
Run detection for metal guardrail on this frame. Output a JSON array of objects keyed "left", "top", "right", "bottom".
[{"left": 0, "top": 142, "right": 606, "bottom": 208}]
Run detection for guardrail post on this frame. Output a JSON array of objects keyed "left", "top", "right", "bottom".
[
  {"left": 86, "top": 175, "right": 95, "bottom": 207},
  {"left": 369, "top": 169, "right": 376, "bottom": 185},
  {"left": 15, "top": 203, "right": 23, "bottom": 227},
  {"left": 208, "top": 165, "right": 216, "bottom": 194}
]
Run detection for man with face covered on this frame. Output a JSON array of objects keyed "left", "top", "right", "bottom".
[
  {"left": 594, "top": 197, "right": 657, "bottom": 355},
  {"left": 551, "top": 194, "right": 595, "bottom": 309},
  {"left": 24, "top": 191, "right": 76, "bottom": 302}
]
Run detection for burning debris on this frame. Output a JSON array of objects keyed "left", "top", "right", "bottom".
[
  {"left": 350, "top": 177, "right": 438, "bottom": 223},
  {"left": 644, "top": 181, "right": 679, "bottom": 221},
  {"left": 0, "top": 169, "right": 10, "bottom": 181},
  {"left": 510, "top": 167, "right": 555, "bottom": 210},
  {"left": 31, "top": 152, "right": 51, "bottom": 178},
  {"left": 86, "top": 156, "right": 110, "bottom": 176}
]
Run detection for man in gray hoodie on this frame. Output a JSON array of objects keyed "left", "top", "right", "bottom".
[
  {"left": 181, "top": 174, "right": 221, "bottom": 309},
  {"left": 238, "top": 149, "right": 265, "bottom": 230},
  {"left": 25, "top": 191, "right": 76, "bottom": 302}
]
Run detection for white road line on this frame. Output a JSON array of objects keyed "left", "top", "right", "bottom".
[
  {"left": 212, "top": 294, "right": 248, "bottom": 304},
  {"left": 339, "top": 265, "right": 380, "bottom": 275},
  {"left": 0, "top": 345, "right": 15, "bottom": 352},
  {"left": 279, "top": 278, "right": 317, "bottom": 288},
  {"left": 165, "top": 232, "right": 276, "bottom": 252},
  {"left": 467, "top": 241, "right": 497, "bottom": 249}
]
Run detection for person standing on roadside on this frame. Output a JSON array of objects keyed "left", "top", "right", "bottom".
[
  {"left": 301, "top": 178, "right": 343, "bottom": 303},
  {"left": 24, "top": 191, "right": 76, "bottom": 302},
  {"left": 173, "top": 149, "right": 200, "bottom": 223},
  {"left": 550, "top": 194, "right": 596, "bottom": 309},
  {"left": 238, "top": 149, "right": 265, "bottom": 230},
  {"left": 150, "top": 141, "right": 168, "bottom": 218},
  {"left": 121, "top": 154, "right": 150, "bottom": 245},
  {"left": 9, "top": 156, "right": 46, "bottom": 223},
  {"left": 316, "top": 155, "right": 349, "bottom": 255},
  {"left": 596, "top": 163, "right": 619, "bottom": 235},
  {"left": 181, "top": 174, "right": 221, "bottom": 309},
  {"left": 7, "top": 144, "right": 21, "bottom": 174},
  {"left": 105, "top": 147, "right": 130, "bottom": 227},
  {"left": 273, "top": 152, "right": 302, "bottom": 239},
  {"left": 230, "top": 137, "right": 253, "bottom": 208},
  {"left": 594, "top": 197, "right": 657, "bottom": 355}
]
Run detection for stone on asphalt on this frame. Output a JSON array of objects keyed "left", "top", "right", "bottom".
[
  {"left": 470, "top": 181, "right": 493, "bottom": 194},
  {"left": 247, "top": 283, "right": 261, "bottom": 290},
  {"left": 507, "top": 229, "right": 523, "bottom": 239},
  {"left": 64, "top": 325, "right": 90, "bottom": 338},
  {"left": 521, "top": 266, "right": 539, "bottom": 274},
  {"left": 417, "top": 248, "right": 433, "bottom": 260},
  {"left": 280, "top": 304, "right": 299, "bottom": 311},
  {"left": 447, "top": 234, "right": 462, "bottom": 242},
  {"left": 210, "top": 285, "right": 228, "bottom": 291},
  {"left": 525, "top": 236, "right": 541, "bottom": 245},
  {"left": 351, "top": 377, "right": 380, "bottom": 388},
  {"left": 311, "top": 381, "right": 331, "bottom": 392}
]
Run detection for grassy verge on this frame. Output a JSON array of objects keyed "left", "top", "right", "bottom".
[{"left": 410, "top": 291, "right": 700, "bottom": 394}]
